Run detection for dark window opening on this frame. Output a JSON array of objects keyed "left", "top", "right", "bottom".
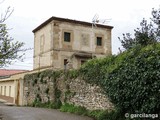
[
  {"left": 64, "top": 59, "right": 68, "bottom": 65},
  {"left": 64, "top": 32, "right": 71, "bottom": 42},
  {"left": 97, "top": 37, "right": 102, "bottom": 46},
  {"left": 81, "top": 60, "right": 86, "bottom": 65},
  {"left": 64, "top": 59, "right": 68, "bottom": 70}
]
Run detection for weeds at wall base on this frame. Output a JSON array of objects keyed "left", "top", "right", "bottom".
[{"left": 29, "top": 101, "right": 119, "bottom": 120}]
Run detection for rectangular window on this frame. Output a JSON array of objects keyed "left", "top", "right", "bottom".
[
  {"left": 64, "top": 59, "right": 68, "bottom": 70},
  {"left": 4, "top": 86, "right": 6, "bottom": 96},
  {"left": 40, "top": 35, "right": 45, "bottom": 53},
  {"left": 97, "top": 37, "right": 102, "bottom": 46},
  {"left": 0, "top": 86, "right": 2, "bottom": 95},
  {"left": 64, "top": 32, "right": 71, "bottom": 42},
  {"left": 9, "top": 86, "right": 11, "bottom": 97}
]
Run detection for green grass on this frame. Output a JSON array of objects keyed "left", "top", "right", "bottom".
[
  {"left": 60, "top": 103, "right": 87, "bottom": 115},
  {"left": 60, "top": 103, "right": 120, "bottom": 120}
]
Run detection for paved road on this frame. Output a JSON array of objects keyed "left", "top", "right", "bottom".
[{"left": 0, "top": 103, "right": 93, "bottom": 120}]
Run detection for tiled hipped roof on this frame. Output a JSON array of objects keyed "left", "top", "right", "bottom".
[{"left": 0, "top": 69, "right": 27, "bottom": 77}]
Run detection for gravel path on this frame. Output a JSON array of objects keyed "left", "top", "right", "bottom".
[{"left": 0, "top": 103, "right": 93, "bottom": 120}]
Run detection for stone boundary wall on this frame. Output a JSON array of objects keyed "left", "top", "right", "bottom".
[{"left": 23, "top": 71, "right": 114, "bottom": 110}]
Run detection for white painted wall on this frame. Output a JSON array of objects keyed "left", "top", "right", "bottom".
[{"left": 0, "top": 80, "right": 15, "bottom": 97}]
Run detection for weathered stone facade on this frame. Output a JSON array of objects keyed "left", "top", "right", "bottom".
[
  {"left": 23, "top": 71, "right": 114, "bottom": 110},
  {"left": 33, "top": 16, "right": 113, "bottom": 70},
  {"left": 58, "top": 77, "right": 114, "bottom": 110}
]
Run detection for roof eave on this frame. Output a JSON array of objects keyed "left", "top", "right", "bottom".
[{"left": 32, "top": 16, "right": 113, "bottom": 33}]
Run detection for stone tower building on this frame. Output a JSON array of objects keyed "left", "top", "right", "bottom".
[{"left": 33, "top": 16, "right": 113, "bottom": 70}]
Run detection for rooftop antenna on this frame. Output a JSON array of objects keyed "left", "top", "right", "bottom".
[
  {"left": 91, "top": 14, "right": 111, "bottom": 57},
  {"left": 92, "top": 14, "right": 111, "bottom": 27},
  {"left": 92, "top": 14, "right": 99, "bottom": 27}
]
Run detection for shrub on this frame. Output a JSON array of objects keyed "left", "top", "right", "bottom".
[
  {"left": 88, "top": 109, "right": 126, "bottom": 120},
  {"left": 80, "top": 43, "right": 160, "bottom": 119}
]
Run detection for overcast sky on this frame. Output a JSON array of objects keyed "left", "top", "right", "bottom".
[{"left": 1, "top": 0, "right": 159, "bottom": 70}]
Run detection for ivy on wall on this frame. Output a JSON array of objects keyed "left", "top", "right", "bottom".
[
  {"left": 24, "top": 43, "right": 160, "bottom": 119},
  {"left": 23, "top": 69, "right": 79, "bottom": 108},
  {"left": 80, "top": 43, "right": 160, "bottom": 119},
  {"left": 24, "top": 70, "right": 62, "bottom": 107}
]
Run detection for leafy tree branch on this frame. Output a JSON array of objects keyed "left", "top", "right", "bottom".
[
  {"left": 0, "top": 5, "right": 26, "bottom": 68},
  {"left": 119, "top": 7, "right": 160, "bottom": 50}
]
